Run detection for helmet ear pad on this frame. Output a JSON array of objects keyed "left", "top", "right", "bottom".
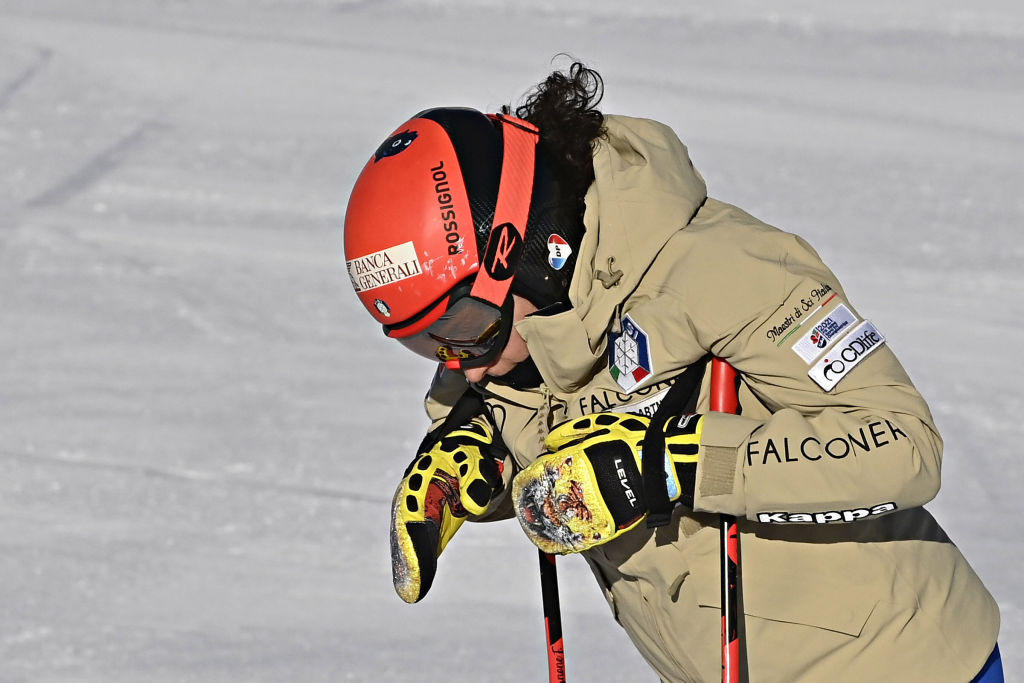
[{"left": 510, "top": 143, "right": 586, "bottom": 310}]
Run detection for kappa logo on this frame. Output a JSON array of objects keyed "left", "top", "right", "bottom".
[
  {"left": 374, "top": 130, "right": 417, "bottom": 162},
  {"left": 482, "top": 223, "right": 523, "bottom": 280},
  {"left": 757, "top": 502, "right": 897, "bottom": 524},
  {"left": 608, "top": 314, "right": 654, "bottom": 393}
]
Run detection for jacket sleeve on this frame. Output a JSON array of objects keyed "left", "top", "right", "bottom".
[{"left": 676, "top": 225, "right": 943, "bottom": 523}]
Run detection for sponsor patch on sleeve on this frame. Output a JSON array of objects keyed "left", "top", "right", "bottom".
[
  {"left": 791, "top": 303, "right": 858, "bottom": 364},
  {"left": 807, "top": 320, "right": 886, "bottom": 391}
]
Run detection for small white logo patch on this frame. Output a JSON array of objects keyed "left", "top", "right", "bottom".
[
  {"left": 792, "top": 303, "right": 858, "bottom": 364},
  {"left": 547, "top": 234, "right": 572, "bottom": 270},
  {"left": 346, "top": 241, "right": 422, "bottom": 292},
  {"left": 807, "top": 320, "right": 886, "bottom": 391}
]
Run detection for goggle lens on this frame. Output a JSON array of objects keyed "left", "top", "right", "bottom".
[{"left": 387, "top": 289, "right": 512, "bottom": 369}]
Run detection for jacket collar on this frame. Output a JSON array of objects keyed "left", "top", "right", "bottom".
[{"left": 515, "top": 115, "right": 707, "bottom": 393}]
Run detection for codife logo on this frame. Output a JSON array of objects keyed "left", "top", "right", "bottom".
[{"left": 807, "top": 320, "right": 886, "bottom": 391}]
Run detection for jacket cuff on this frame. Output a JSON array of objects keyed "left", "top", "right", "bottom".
[{"left": 693, "top": 412, "right": 761, "bottom": 516}]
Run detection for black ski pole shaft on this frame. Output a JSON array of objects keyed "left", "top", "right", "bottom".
[
  {"left": 538, "top": 550, "right": 567, "bottom": 682},
  {"left": 711, "top": 358, "right": 742, "bottom": 683},
  {"left": 719, "top": 515, "right": 740, "bottom": 683}
]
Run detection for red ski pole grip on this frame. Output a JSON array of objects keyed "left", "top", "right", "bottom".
[
  {"left": 711, "top": 358, "right": 741, "bottom": 683},
  {"left": 710, "top": 359, "right": 739, "bottom": 414}
]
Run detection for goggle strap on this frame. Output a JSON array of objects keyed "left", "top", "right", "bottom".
[{"left": 468, "top": 114, "right": 539, "bottom": 307}]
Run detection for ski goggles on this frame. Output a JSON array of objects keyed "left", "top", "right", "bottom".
[
  {"left": 383, "top": 279, "right": 515, "bottom": 369},
  {"left": 383, "top": 114, "right": 538, "bottom": 371}
]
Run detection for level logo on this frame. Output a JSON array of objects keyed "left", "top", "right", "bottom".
[{"left": 609, "top": 314, "right": 654, "bottom": 393}]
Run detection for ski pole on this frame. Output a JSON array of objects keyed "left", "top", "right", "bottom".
[
  {"left": 539, "top": 550, "right": 567, "bottom": 682},
  {"left": 710, "top": 358, "right": 741, "bottom": 683}
]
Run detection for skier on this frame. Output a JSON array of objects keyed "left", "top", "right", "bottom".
[{"left": 343, "top": 63, "right": 1002, "bottom": 682}]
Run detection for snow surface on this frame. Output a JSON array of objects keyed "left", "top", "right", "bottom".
[{"left": 1, "top": 1, "right": 1021, "bottom": 680}]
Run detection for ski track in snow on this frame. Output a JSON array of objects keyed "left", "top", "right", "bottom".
[{"left": 0, "top": 1, "right": 1021, "bottom": 680}]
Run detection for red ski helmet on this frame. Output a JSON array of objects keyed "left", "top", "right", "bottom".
[{"left": 344, "top": 107, "right": 584, "bottom": 370}]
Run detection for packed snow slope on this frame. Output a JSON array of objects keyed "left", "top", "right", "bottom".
[{"left": 1, "top": 1, "right": 1021, "bottom": 680}]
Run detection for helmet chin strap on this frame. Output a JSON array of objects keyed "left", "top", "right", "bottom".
[
  {"left": 446, "top": 114, "right": 539, "bottom": 371},
  {"left": 488, "top": 356, "right": 544, "bottom": 390}
]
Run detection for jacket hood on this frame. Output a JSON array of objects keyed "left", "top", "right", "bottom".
[{"left": 516, "top": 115, "right": 707, "bottom": 393}]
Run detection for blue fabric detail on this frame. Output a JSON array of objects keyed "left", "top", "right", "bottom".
[
  {"left": 663, "top": 452, "right": 678, "bottom": 500},
  {"left": 970, "top": 645, "right": 1003, "bottom": 683}
]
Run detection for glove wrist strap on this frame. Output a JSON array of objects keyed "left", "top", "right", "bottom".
[{"left": 642, "top": 357, "right": 708, "bottom": 528}]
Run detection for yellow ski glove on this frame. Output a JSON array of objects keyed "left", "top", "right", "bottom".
[
  {"left": 391, "top": 415, "right": 507, "bottom": 603},
  {"left": 512, "top": 412, "right": 703, "bottom": 555}
]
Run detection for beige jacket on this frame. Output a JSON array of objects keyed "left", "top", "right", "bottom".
[{"left": 425, "top": 115, "right": 999, "bottom": 682}]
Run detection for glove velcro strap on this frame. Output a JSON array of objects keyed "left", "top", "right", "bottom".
[
  {"left": 642, "top": 358, "right": 708, "bottom": 527},
  {"left": 671, "top": 461, "right": 697, "bottom": 509},
  {"left": 642, "top": 423, "right": 672, "bottom": 527},
  {"left": 664, "top": 413, "right": 701, "bottom": 509}
]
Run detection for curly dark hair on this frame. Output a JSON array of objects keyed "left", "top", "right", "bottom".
[{"left": 503, "top": 59, "right": 605, "bottom": 204}]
